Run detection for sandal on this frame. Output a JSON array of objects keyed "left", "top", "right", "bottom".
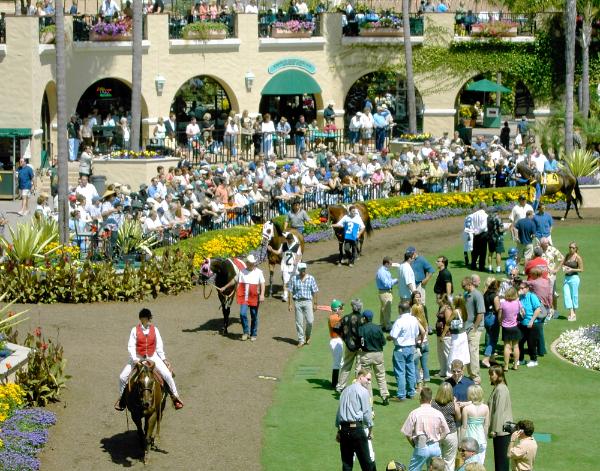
[{"left": 568, "top": 315, "right": 577, "bottom": 322}]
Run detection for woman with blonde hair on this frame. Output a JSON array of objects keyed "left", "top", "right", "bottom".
[
  {"left": 562, "top": 241, "right": 583, "bottom": 321},
  {"left": 461, "top": 384, "right": 489, "bottom": 464},
  {"left": 432, "top": 382, "right": 460, "bottom": 470},
  {"left": 446, "top": 295, "right": 470, "bottom": 367},
  {"left": 498, "top": 287, "right": 522, "bottom": 371},
  {"left": 412, "top": 304, "right": 430, "bottom": 387},
  {"left": 435, "top": 299, "right": 453, "bottom": 378}
]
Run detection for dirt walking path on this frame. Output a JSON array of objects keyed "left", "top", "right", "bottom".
[{"left": 33, "top": 209, "right": 598, "bottom": 470}]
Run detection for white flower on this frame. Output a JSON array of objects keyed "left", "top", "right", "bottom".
[{"left": 555, "top": 324, "right": 600, "bottom": 370}]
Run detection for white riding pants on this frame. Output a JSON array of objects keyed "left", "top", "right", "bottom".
[{"left": 119, "top": 354, "right": 179, "bottom": 397}]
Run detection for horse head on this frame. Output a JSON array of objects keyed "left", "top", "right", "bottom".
[
  {"left": 136, "top": 362, "right": 157, "bottom": 411},
  {"left": 261, "top": 221, "right": 275, "bottom": 244},
  {"left": 198, "top": 258, "right": 215, "bottom": 284}
]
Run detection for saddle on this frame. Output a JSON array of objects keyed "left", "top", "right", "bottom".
[{"left": 127, "top": 361, "right": 165, "bottom": 394}]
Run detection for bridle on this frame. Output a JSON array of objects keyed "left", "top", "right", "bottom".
[{"left": 199, "top": 257, "right": 216, "bottom": 299}]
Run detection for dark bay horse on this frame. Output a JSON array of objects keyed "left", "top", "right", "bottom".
[
  {"left": 320, "top": 203, "right": 373, "bottom": 263},
  {"left": 260, "top": 220, "right": 305, "bottom": 297},
  {"left": 198, "top": 257, "right": 239, "bottom": 334},
  {"left": 516, "top": 162, "right": 583, "bottom": 219},
  {"left": 125, "top": 361, "right": 167, "bottom": 464}
]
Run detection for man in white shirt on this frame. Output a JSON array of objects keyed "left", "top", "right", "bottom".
[
  {"left": 186, "top": 117, "right": 201, "bottom": 145},
  {"left": 389, "top": 301, "right": 425, "bottom": 401},
  {"left": 100, "top": 0, "right": 119, "bottom": 17},
  {"left": 398, "top": 247, "right": 417, "bottom": 300},
  {"left": 75, "top": 175, "right": 99, "bottom": 207},
  {"left": 301, "top": 169, "right": 320, "bottom": 192},
  {"left": 244, "top": 0, "right": 258, "bottom": 13},
  {"left": 509, "top": 194, "right": 534, "bottom": 240},
  {"left": 468, "top": 203, "right": 488, "bottom": 272}
]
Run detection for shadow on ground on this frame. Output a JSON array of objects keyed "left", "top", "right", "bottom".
[{"left": 100, "top": 431, "right": 143, "bottom": 467}]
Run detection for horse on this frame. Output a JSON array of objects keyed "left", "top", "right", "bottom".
[
  {"left": 198, "top": 257, "right": 239, "bottom": 334},
  {"left": 320, "top": 203, "right": 373, "bottom": 264},
  {"left": 516, "top": 162, "right": 583, "bottom": 220},
  {"left": 124, "top": 360, "right": 167, "bottom": 464},
  {"left": 260, "top": 220, "right": 305, "bottom": 298}
]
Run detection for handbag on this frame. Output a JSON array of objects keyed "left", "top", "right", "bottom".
[
  {"left": 484, "top": 311, "right": 497, "bottom": 328},
  {"left": 449, "top": 317, "right": 463, "bottom": 333}
]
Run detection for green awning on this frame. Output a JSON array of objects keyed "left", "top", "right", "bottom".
[
  {"left": 0, "top": 128, "right": 32, "bottom": 138},
  {"left": 261, "top": 70, "right": 321, "bottom": 95}
]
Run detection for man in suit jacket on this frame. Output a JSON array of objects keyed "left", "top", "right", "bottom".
[{"left": 165, "top": 113, "right": 177, "bottom": 150}]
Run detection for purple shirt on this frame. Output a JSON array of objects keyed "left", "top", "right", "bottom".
[{"left": 500, "top": 299, "right": 520, "bottom": 328}]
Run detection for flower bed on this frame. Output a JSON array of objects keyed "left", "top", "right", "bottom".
[
  {"left": 555, "top": 325, "right": 600, "bottom": 371},
  {"left": 398, "top": 132, "right": 433, "bottom": 142},
  {"left": 0, "top": 383, "right": 56, "bottom": 471}
]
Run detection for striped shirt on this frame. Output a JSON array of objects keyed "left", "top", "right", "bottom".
[{"left": 288, "top": 273, "right": 318, "bottom": 300}]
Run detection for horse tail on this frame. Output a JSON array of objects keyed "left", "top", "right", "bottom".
[
  {"left": 365, "top": 216, "right": 373, "bottom": 236},
  {"left": 574, "top": 178, "right": 583, "bottom": 206}
]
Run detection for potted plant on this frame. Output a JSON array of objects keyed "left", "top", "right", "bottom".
[
  {"left": 90, "top": 17, "right": 133, "bottom": 41},
  {"left": 271, "top": 20, "right": 315, "bottom": 38},
  {"left": 359, "top": 17, "right": 403, "bottom": 37},
  {"left": 181, "top": 21, "right": 228, "bottom": 40},
  {"left": 40, "top": 24, "right": 56, "bottom": 44}
]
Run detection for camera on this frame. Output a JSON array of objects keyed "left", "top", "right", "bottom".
[{"left": 503, "top": 421, "right": 518, "bottom": 434}]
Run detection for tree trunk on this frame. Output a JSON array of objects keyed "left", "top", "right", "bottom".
[
  {"left": 580, "top": 4, "right": 592, "bottom": 119},
  {"left": 55, "top": 0, "right": 69, "bottom": 243},
  {"left": 130, "top": 1, "right": 143, "bottom": 152},
  {"left": 402, "top": 0, "right": 417, "bottom": 134},
  {"left": 564, "top": 0, "right": 577, "bottom": 155}
]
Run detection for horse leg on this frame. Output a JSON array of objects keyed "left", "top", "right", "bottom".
[
  {"left": 144, "top": 416, "right": 153, "bottom": 464},
  {"left": 132, "top": 414, "right": 145, "bottom": 451},
  {"left": 337, "top": 242, "right": 343, "bottom": 265},
  {"left": 562, "top": 196, "right": 572, "bottom": 221},
  {"left": 268, "top": 265, "right": 274, "bottom": 297},
  {"left": 573, "top": 196, "right": 583, "bottom": 219},
  {"left": 222, "top": 304, "right": 230, "bottom": 335}
]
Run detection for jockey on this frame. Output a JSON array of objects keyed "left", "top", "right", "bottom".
[
  {"left": 115, "top": 308, "right": 183, "bottom": 411},
  {"left": 268, "top": 232, "right": 302, "bottom": 302},
  {"left": 332, "top": 205, "right": 365, "bottom": 267}
]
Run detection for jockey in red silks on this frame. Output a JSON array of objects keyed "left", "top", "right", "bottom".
[{"left": 115, "top": 308, "right": 183, "bottom": 411}]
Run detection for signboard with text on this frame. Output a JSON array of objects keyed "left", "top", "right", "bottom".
[{"left": 268, "top": 58, "right": 316, "bottom": 75}]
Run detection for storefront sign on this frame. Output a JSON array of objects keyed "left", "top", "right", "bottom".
[
  {"left": 268, "top": 58, "right": 316, "bottom": 75},
  {"left": 97, "top": 87, "right": 113, "bottom": 98}
]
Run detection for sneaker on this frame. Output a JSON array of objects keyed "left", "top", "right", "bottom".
[
  {"left": 496, "top": 266, "right": 502, "bottom": 273},
  {"left": 519, "top": 360, "right": 527, "bottom": 366},
  {"left": 297, "top": 341, "right": 305, "bottom": 348},
  {"left": 348, "top": 263, "right": 354, "bottom": 267},
  {"left": 526, "top": 361, "right": 538, "bottom": 368},
  {"left": 382, "top": 397, "right": 389, "bottom": 406},
  {"left": 241, "top": 334, "right": 249, "bottom": 341},
  {"left": 250, "top": 336, "right": 257, "bottom": 342},
  {"left": 305, "top": 337, "right": 311, "bottom": 345},
  {"left": 488, "top": 265, "right": 493, "bottom": 273}
]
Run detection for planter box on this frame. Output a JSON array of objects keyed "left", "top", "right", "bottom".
[
  {"left": 92, "top": 157, "right": 180, "bottom": 190},
  {"left": 40, "top": 31, "right": 55, "bottom": 44},
  {"left": 271, "top": 28, "right": 313, "bottom": 38},
  {"left": 90, "top": 31, "right": 133, "bottom": 42},
  {"left": 359, "top": 27, "right": 403, "bottom": 37},
  {"left": 0, "top": 342, "right": 31, "bottom": 383},
  {"left": 183, "top": 29, "right": 228, "bottom": 40},
  {"left": 580, "top": 185, "right": 600, "bottom": 208},
  {"left": 471, "top": 25, "right": 518, "bottom": 37}
]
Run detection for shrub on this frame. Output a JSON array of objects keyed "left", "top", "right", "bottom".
[
  {"left": 181, "top": 21, "right": 228, "bottom": 39},
  {"left": 561, "top": 149, "right": 599, "bottom": 178}
]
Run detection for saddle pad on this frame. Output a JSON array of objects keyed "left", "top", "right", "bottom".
[
  {"left": 153, "top": 369, "right": 164, "bottom": 387},
  {"left": 546, "top": 173, "right": 560, "bottom": 186}
]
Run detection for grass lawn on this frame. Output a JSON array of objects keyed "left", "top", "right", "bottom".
[{"left": 262, "top": 223, "right": 599, "bottom": 471}]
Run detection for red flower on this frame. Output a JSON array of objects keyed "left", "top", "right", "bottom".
[
  {"left": 41, "top": 343, "right": 48, "bottom": 351},
  {"left": 34, "top": 327, "right": 42, "bottom": 337},
  {"left": 7, "top": 311, "right": 15, "bottom": 318},
  {"left": 5, "top": 362, "right": 11, "bottom": 369}
]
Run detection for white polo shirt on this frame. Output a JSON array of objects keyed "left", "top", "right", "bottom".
[{"left": 390, "top": 313, "right": 421, "bottom": 347}]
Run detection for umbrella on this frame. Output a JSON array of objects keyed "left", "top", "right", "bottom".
[{"left": 465, "top": 79, "right": 511, "bottom": 93}]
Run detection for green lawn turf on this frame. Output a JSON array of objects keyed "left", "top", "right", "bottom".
[{"left": 262, "top": 223, "right": 599, "bottom": 471}]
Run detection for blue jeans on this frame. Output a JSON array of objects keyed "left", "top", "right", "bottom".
[
  {"left": 240, "top": 304, "right": 259, "bottom": 337},
  {"left": 414, "top": 342, "right": 430, "bottom": 382},
  {"left": 295, "top": 135, "right": 305, "bottom": 156},
  {"left": 375, "top": 127, "right": 386, "bottom": 151},
  {"left": 408, "top": 442, "right": 441, "bottom": 471},
  {"left": 484, "top": 320, "right": 500, "bottom": 357},
  {"left": 393, "top": 345, "right": 416, "bottom": 399}
]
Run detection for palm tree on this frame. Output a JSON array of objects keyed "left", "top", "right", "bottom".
[
  {"left": 55, "top": 0, "right": 69, "bottom": 243},
  {"left": 130, "top": 0, "right": 143, "bottom": 152},
  {"left": 565, "top": 0, "right": 577, "bottom": 155},
  {"left": 578, "top": 0, "right": 600, "bottom": 118},
  {"left": 402, "top": 0, "right": 417, "bottom": 133}
]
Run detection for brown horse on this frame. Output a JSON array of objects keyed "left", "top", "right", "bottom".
[
  {"left": 125, "top": 361, "right": 167, "bottom": 464},
  {"left": 320, "top": 203, "right": 373, "bottom": 263},
  {"left": 198, "top": 257, "right": 239, "bottom": 334},
  {"left": 516, "top": 162, "right": 583, "bottom": 219},
  {"left": 260, "top": 220, "right": 305, "bottom": 297}
]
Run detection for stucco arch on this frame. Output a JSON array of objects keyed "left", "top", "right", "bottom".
[
  {"left": 71, "top": 77, "right": 149, "bottom": 119},
  {"left": 169, "top": 74, "right": 240, "bottom": 115}
]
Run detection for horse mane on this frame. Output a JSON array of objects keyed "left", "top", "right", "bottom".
[{"left": 271, "top": 220, "right": 284, "bottom": 236}]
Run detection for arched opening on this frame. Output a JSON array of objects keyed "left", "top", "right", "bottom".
[
  {"left": 344, "top": 71, "right": 424, "bottom": 135},
  {"left": 455, "top": 74, "right": 535, "bottom": 130},
  {"left": 75, "top": 78, "right": 148, "bottom": 153},
  {"left": 170, "top": 75, "right": 233, "bottom": 147}
]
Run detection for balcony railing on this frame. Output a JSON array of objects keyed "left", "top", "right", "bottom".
[
  {"left": 73, "top": 14, "right": 147, "bottom": 42},
  {"left": 343, "top": 13, "right": 424, "bottom": 37},
  {"left": 0, "top": 15, "right": 6, "bottom": 44},
  {"left": 168, "top": 13, "right": 236, "bottom": 39},
  {"left": 455, "top": 12, "right": 536, "bottom": 37},
  {"left": 258, "top": 12, "right": 322, "bottom": 38}
]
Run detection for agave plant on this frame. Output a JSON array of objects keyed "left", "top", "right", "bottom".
[
  {"left": 115, "top": 219, "right": 159, "bottom": 257},
  {"left": 0, "top": 220, "right": 61, "bottom": 265},
  {"left": 560, "top": 149, "right": 599, "bottom": 178}
]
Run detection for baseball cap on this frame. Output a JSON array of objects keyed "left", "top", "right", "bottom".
[
  {"left": 363, "top": 310, "right": 374, "bottom": 320},
  {"left": 330, "top": 299, "right": 343, "bottom": 310},
  {"left": 297, "top": 262, "right": 307, "bottom": 270},
  {"left": 405, "top": 246, "right": 416, "bottom": 255}
]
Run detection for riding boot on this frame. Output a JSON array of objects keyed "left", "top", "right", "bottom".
[
  {"left": 171, "top": 394, "right": 184, "bottom": 410},
  {"left": 331, "top": 369, "right": 339, "bottom": 389},
  {"left": 114, "top": 392, "right": 126, "bottom": 411}
]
